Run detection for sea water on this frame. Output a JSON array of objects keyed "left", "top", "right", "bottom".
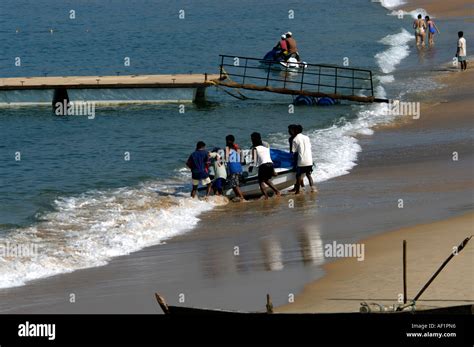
[{"left": 0, "top": 0, "right": 466, "bottom": 288}]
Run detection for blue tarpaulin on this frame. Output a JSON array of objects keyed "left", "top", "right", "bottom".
[{"left": 270, "top": 149, "right": 295, "bottom": 169}]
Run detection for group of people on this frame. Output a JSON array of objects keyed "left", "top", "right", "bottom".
[
  {"left": 186, "top": 136, "right": 244, "bottom": 200},
  {"left": 413, "top": 14, "right": 468, "bottom": 71},
  {"left": 186, "top": 125, "right": 316, "bottom": 201},
  {"left": 274, "top": 32, "right": 301, "bottom": 61},
  {"left": 413, "top": 14, "right": 440, "bottom": 46}
]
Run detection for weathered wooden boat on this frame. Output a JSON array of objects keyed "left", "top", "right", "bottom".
[
  {"left": 155, "top": 293, "right": 473, "bottom": 315},
  {"left": 155, "top": 236, "right": 473, "bottom": 315}
]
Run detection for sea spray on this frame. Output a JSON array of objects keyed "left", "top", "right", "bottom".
[
  {"left": 379, "top": 0, "right": 406, "bottom": 9},
  {"left": 375, "top": 28, "right": 413, "bottom": 74},
  {"left": 0, "top": 182, "right": 228, "bottom": 289}
]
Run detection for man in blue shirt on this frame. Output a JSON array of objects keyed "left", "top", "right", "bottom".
[
  {"left": 186, "top": 141, "right": 212, "bottom": 198},
  {"left": 225, "top": 135, "right": 245, "bottom": 201}
]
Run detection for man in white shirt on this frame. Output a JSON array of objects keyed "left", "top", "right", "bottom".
[
  {"left": 456, "top": 31, "right": 467, "bottom": 71},
  {"left": 291, "top": 125, "right": 316, "bottom": 194}
]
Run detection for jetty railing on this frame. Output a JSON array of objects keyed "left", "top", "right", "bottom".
[{"left": 218, "top": 54, "right": 378, "bottom": 102}]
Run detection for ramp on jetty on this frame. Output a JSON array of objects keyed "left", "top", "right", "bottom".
[
  {"left": 216, "top": 55, "right": 388, "bottom": 103},
  {"left": 0, "top": 57, "right": 387, "bottom": 106},
  {"left": 0, "top": 74, "right": 220, "bottom": 105}
]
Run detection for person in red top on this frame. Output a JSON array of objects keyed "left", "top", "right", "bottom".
[
  {"left": 274, "top": 34, "right": 288, "bottom": 59},
  {"left": 276, "top": 34, "right": 288, "bottom": 51}
]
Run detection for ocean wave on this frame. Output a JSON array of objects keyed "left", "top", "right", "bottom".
[
  {"left": 379, "top": 0, "right": 406, "bottom": 10},
  {"left": 375, "top": 28, "right": 413, "bottom": 74},
  {"left": 268, "top": 95, "right": 396, "bottom": 184},
  {"left": 376, "top": 75, "right": 395, "bottom": 84},
  {"left": 390, "top": 8, "right": 430, "bottom": 19},
  {"left": 0, "top": 181, "right": 228, "bottom": 289}
]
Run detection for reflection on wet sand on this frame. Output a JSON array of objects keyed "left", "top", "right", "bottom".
[
  {"left": 197, "top": 194, "right": 324, "bottom": 279},
  {"left": 260, "top": 236, "right": 284, "bottom": 271},
  {"left": 298, "top": 224, "right": 325, "bottom": 266},
  {"left": 199, "top": 245, "right": 234, "bottom": 280}
]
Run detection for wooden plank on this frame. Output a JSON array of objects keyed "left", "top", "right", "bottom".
[
  {"left": 216, "top": 80, "right": 387, "bottom": 103},
  {"left": 0, "top": 74, "right": 221, "bottom": 90}
]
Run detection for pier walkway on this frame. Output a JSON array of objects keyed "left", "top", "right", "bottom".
[
  {"left": 215, "top": 55, "right": 388, "bottom": 103},
  {"left": 0, "top": 74, "right": 220, "bottom": 90}
]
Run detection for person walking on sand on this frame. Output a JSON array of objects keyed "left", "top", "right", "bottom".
[
  {"left": 456, "top": 31, "right": 468, "bottom": 71},
  {"left": 225, "top": 135, "right": 246, "bottom": 201},
  {"left": 291, "top": 125, "right": 316, "bottom": 195},
  {"left": 186, "top": 141, "right": 212, "bottom": 198},
  {"left": 425, "top": 16, "right": 440, "bottom": 46},
  {"left": 251, "top": 132, "right": 280, "bottom": 199},
  {"left": 413, "top": 14, "right": 427, "bottom": 46}
]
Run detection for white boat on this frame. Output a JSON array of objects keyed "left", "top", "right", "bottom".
[
  {"left": 223, "top": 166, "right": 296, "bottom": 198},
  {"left": 203, "top": 148, "right": 297, "bottom": 198}
]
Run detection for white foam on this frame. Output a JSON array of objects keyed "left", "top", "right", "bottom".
[
  {"left": 0, "top": 182, "right": 228, "bottom": 289},
  {"left": 390, "top": 8, "right": 430, "bottom": 19},
  {"left": 375, "top": 28, "right": 413, "bottom": 74},
  {"left": 379, "top": 0, "right": 406, "bottom": 9},
  {"left": 376, "top": 75, "right": 395, "bottom": 84},
  {"left": 269, "top": 95, "right": 397, "bottom": 185},
  {"left": 311, "top": 98, "right": 400, "bottom": 182},
  {"left": 379, "top": 0, "right": 430, "bottom": 19}
]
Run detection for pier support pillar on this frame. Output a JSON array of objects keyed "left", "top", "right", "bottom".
[
  {"left": 52, "top": 88, "right": 70, "bottom": 115},
  {"left": 193, "top": 86, "right": 207, "bottom": 104}
]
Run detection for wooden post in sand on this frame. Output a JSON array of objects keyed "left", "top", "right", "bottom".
[
  {"left": 154, "top": 293, "right": 170, "bottom": 315},
  {"left": 266, "top": 294, "right": 274, "bottom": 314},
  {"left": 403, "top": 240, "right": 407, "bottom": 304}
]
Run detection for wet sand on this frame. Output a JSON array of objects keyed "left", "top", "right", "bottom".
[
  {"left": 277, "top": 212, "right": 474, "bottom": 313},
  {"left": 403, "top": 0, "right": 474, "bottom": 18},
  {"left": 277, "top": 49, "right": 474, "bottom": 311}
]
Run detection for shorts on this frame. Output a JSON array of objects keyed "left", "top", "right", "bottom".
[
  {"left": 458, "top": 56, "right": 466, "bottom": 62},
  {"left": 192, "top": 177, "right": 211, "bottom": 186},
  {"left": 229, "top": 173, "right": 242, "bottom": 188},
  {"left": 297, "top": 165, "right": 313, "bottom": 176},
  {"left": 212, "top": 177, "right": 225, "bottom": 191},
  {"left": 258, "top": 163, "right": 275, "bottom": 183}
]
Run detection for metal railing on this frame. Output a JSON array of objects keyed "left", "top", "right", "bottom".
[{"left": 219, "top": 55, "right": 374, "bottom": 98}]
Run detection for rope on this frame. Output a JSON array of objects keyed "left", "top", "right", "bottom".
[{"left": 211, "top": 67, "right": 258, "bottom": 101}]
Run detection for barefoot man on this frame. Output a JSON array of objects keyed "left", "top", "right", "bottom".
[
  {"left": 291, "top": 125, "right": 316, "bottom": 194},
  {"left": 456, "top": 31, "right": 468, "bottom": 71}
]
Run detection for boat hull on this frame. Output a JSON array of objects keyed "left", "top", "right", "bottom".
[{"left": 223, "top": 168, "right": 296, "bottom": 198}]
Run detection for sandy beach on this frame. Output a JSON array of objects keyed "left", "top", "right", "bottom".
[
  {"left": 277, "top": 212, "right": 473, "bottom": 313},
  {"left": 1, "top": 62, "right": 472, "bottom": 313},
  {"left": 404, "top": 0, "right": 473, "bottom": 18},
  {"left": 277, "top": 0, "right": 474, "bottom": 313}
]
